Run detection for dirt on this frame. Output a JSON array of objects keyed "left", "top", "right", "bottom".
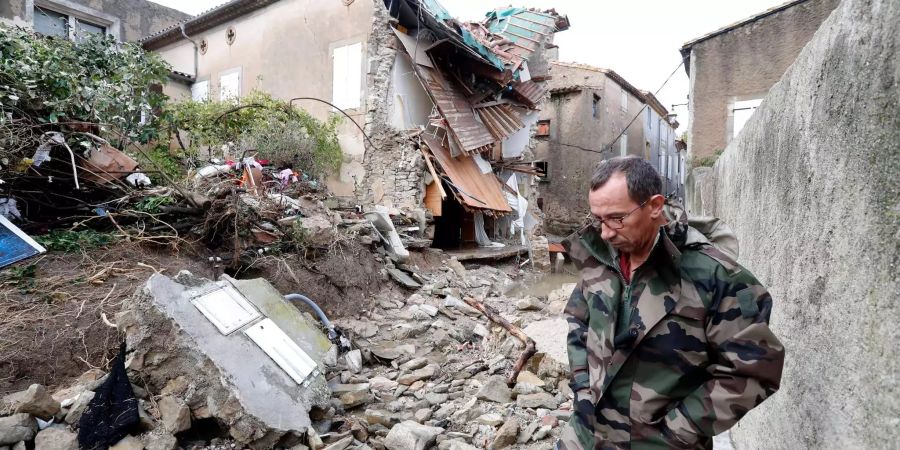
[
  {"left": 245, "top": 241, "right": 400, "bottom": 319},
  {"left": 0, "top": 238, "right": 400, "bottom": 396},
  {"left": 0, "top": 242, "right": 212, "bottom": 396}
]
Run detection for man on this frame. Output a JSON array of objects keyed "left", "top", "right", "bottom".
[{"left": 558, "top": 156, "right": 784, "bottom": 449}]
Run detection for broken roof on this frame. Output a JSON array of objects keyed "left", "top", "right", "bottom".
[
  {"left": 420, "top": 134, "right": 512, "bottom": 214},
  {"left": 482, "top": 8, "right": 570, "bottom": 65}
]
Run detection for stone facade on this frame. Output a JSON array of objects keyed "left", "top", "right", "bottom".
[
  {"left": 687, "top": 0, "right": 899, "bottom": 447},
  {"left": 533, "top": 62, "right": 678, "bottom": 236},
  {"left": 1, "top": 0, "right": 189, "bottom": 42},
  {"left": 358, "top": 5, "right": 426, "bottom": 211},
  {"left": 681, "top": 0, "right": 840, "bottom": 162}
]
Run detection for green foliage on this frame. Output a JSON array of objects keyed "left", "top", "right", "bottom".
[
  {"left": 135, "top": 143, "right": 187, "bottom": 183},
  {"left": 166, "top": 91, "right": 343, "bottom": 179},
  {"left": 693, "top": 148, "right": 724, "bottom": 168},
  {"left": 0, "top": 26, "right": 170, "bottom": 149},
  {"left": 133, "top": 195, "right": 176, "bottom": 214},
  {"left": 0, "top": 262, "right": 37, "bottom": 290},
  {"left": 36, "top": 229, "right": 117, "bottom": 252}
]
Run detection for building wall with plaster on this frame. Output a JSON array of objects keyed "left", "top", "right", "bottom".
[
  {"left": 687, "top": 0, "right": 899, "bottom": 446},
  {"left": 533, "top": 62, "right": 654, "bottom": 235},
  {"left": 683, "top": 0, "right": 840, "bottom": 162},
  {"left": 1, "top": 0, "right": 188, "bottom": 41}
]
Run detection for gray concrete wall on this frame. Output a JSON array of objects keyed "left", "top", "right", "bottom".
[
  {"left": 685, "top": 0, "right": 840, "bottom": 161},
  {"left": 1, "top": 0, "right": 189, "bottom": 41},
  {"left": 689, "top": 0, "right": 899, "bottom": 447}
]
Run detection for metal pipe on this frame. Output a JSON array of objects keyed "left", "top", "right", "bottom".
[
  {"left": 180, "top": 24, "right": 199, "bottom": 80},
  {"left": 284, "top": 293, "right": 337, "bottom": 340}
]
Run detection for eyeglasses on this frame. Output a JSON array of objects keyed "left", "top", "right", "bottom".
[{"left": 590, "top": 198, "right": 651, "bottom": 230}]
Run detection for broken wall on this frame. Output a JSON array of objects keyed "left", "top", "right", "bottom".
[
  {"left": 688, "top": 0, "right": 899, "bottom": 447},
  {"left": 359, "top": 3, "right": 427, "bottom": 211}
]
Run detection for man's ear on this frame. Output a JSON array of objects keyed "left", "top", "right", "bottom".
[{"left": 647, "top": 194, "right": 666, "bottom": 219}]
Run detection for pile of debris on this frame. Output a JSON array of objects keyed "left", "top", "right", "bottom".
[{"left": 0, "top": 251, "right": 576, "bottom": 450}]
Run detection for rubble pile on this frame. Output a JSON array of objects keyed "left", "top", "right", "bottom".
[
  {"left": 314, "top": 265, "right": 575, "bottom": 450},
  {"left": 0, "top": 257, "right": 575, "bottom": 450}
]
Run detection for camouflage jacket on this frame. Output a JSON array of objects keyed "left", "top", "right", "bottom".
[{"left": 559, "top": 209, "right": 784, "bottom": 450}]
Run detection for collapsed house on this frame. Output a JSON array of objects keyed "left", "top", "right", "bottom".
[
  {"left": 142, "top": 0, "right": 568, "bottom": 253},
  {"left": 378, "top": 1, "right": 569, "bottom": 251}
]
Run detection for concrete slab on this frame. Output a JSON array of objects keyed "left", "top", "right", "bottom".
[{"left": 120, "top": 273, "right": 332, "bottom": 446}]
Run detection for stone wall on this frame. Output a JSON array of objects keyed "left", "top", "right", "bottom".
[
  {"left": 685, "top": 0, "right": 840, "bottom": 161},
  {"left": 534, "top": 63, "right": 647, "bottom": 236},
  {"left": 688, "top": 0, "right": 899, "bottom": 447},
  {"left": 358, "top": 2, "right": 425, "bottom": 211}
]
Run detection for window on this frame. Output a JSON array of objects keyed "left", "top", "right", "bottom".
[
  {"left": 658, "top": 151, "right": 665, "bottom": 177},
  {"left": 619, "top": 133, "right": 628, "bottom": 156},
  {"left": 592, "top": 94, "right": 601, "bottom": 119},
  {"left": 732, "top": 98, "right": 763, "bottom": 138},
  {"left": 219, "top": 70, "right": 241, "bottom": 101},
  {"left": 620, "top": 90, "right": 628, "bottom": 111},
  {"left": 536, "top": 120, "right": 550, "bottom": 137},
  {"left": 533, "top": 161, "right": 549, "bottom": 181},
  {"left": 680, "top": 154, "right": 686, "bottom": 185},
  {"left": 33, "top": 8, "right": 68, "bottom": 38},
  {"left": 33, "top": 5, "right": 108, "bottom": 41},
  {"left": 332, "top": 42, "right": 363, "bottom": 110},
  {"left": 191, "top": 81, "right": 210, "bottom": 102}
]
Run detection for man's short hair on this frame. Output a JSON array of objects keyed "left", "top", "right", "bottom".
[{"left": 590, "top": 156, "right": 662, "bottom": 203}]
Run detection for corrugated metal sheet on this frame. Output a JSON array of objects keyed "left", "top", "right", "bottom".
[
  {"left": 416, "top": 65, "right": 496, "bottom": 154},
  {"left": 475, "top": 103, "right": 525, "bottom": 139},
  {"left": 484, "top": 9, "right": 564, "bottom": 61},
  {"left": 421, "top": 134, "right": 511, "bottom": 213},
  {"left": 512, "top": 80, "right": 548, "bottom": 108}
]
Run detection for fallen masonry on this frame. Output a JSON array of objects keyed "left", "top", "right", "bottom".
[{"left": 0, "top": 253, "right": 577, "bottom": 449}]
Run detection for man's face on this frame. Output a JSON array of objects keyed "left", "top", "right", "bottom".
[{"left": 588, "top": 172, "right": 660, "bottom": 254}]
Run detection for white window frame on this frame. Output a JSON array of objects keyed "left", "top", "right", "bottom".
[
  {"left": 332, "top": 41, "right": 363, "bottom": 110},
  {"left": 620, "top": 90, "right": 628, "bottom": 111},
  {"left": 219, "top": 68, "right": 242, "bottom": 102},
  {"left": 619, "top": 133, "right": 628, "bottom": 156},
  {"left": 29, "top": 0, "right": 120, "bottom": 41}
]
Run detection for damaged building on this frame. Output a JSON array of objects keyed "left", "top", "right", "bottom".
[
  {"left": 533, "top": 62, "right": 682, "bottom": 236},
  {"left": 143, "top": 0, "right": 568, "bottom": 252}
]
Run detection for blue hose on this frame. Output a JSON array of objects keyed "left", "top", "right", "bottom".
[{"left": 284, "top": 293, "right": 337, "bottom": 340}]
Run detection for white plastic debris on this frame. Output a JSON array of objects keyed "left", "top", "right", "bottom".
[
  {"left": 126, "top": 172, "right": 152, "bottom": 187},
  {"left": 195, "top": 164, "right": 234, "bottom": 179},
  {"left": 0, "top": 197, "right": 21, "bottom": 220}
]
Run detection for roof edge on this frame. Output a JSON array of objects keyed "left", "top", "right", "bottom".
[
  {"left": 680, "top": 0, "right": 812, "bottom": 52},
  {"left": 141, "top": 0, "right": 279, "bottom": 50}
]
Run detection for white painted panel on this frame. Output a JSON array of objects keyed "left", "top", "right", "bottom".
[
  {"left": 219, "top": 70, "right": 241, "bottom": 101},
  {"left": 191, "top": 284, "right": 261, "bottom": 335},
  {"left": 244, "top": 319, "right": 319, "bottom": 385},
  {"left": 732, "top": 98, "right": 763, "bottom": 138},
  {"left": 332, "top": 42, "right": 362, "bottom": 110},
  {"left": 191, "top": 81, "right": 209, "bottom": 102}
]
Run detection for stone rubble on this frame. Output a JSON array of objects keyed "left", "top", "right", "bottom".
[{"left": 0, "top": 239, "right": 575, "bottom": 450}]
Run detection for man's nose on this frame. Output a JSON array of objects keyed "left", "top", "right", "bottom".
[{"left": 600, "top": 223, "right": 617, "bottom": 240}]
